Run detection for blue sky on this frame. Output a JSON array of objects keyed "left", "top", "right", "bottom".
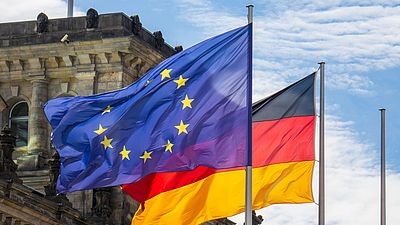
[
  {"left": 73, "top": 0, "right": 400, "bottom": 170},
  {"left": 0, "top": 0, "right": 399, "bottom": 224}
]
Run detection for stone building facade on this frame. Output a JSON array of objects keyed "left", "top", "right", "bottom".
[{"left": 0, "top": 9, "right": 235, "bottom": 225}]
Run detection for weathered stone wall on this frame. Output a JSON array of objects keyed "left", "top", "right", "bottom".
[
  {"left": 0, "top": 10, "right": 234, "bottom": 225},
  {"left": 0, "top": 11, "right": 177, "bottom": 225},
  {"left": 0, "top": 33, "right": 168, "bottom": 171}
]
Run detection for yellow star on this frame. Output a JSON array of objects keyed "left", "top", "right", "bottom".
[
  {"left": 94, "top": 124, "right": 107, "bottom": 135},
  {"left": 139, "top": 150, "right": 153, "bottom": 163},
  {"left": 145, "top": 79, "right": 153, "bottom": 86},
  {"left": 102, "top": 105, "right": 112, "bottom": 115},
  {"left": 160, "top": 69, "right": 172, "bottom": 81},
  {"left": 173, "top": 75, "right": 188, "bottom": 89},
  {"left": 181, "top": 94, "right": 194, "bottom": 109},
  {"left": 119, "top": 145, "right": 131, "bottom": 160},
  {"left": 100, "top": 136, "right": 113, "bottom": 150},
  {"left": 174, "top": 120, "right": 189, "bottom": 135},
  {"left": 164, "top": 140, "right": 174, "bottom": 153}
]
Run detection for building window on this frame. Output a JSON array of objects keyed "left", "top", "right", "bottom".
[{"left": 9, "top": 101, "right": 29, "bottom": 148}]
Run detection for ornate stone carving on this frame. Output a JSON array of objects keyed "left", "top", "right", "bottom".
[
  {"left": 4, "top": 217, "right": 12, "bottom": 225},
  {"left": 86, "top": 8, "right": 99, "bottom": 29},
  {"left": 153, "top": 31, "right": 164, "bottom": 49},
  {"left": 121, "top": 195, "right": 138, "bottom": 225},
  {"left": 44, "top": 151, "right": 60, "bottom": 196},
  {"left": 60, "top": 82, "right": 69, "bottom": 93},
  {"left": 39, "top": 57, "right": 47, "bottom": 69},
  {"left": 44, "top": 150, "right": 71, "bottom": 205},
  {"left": 5, "top": 60, "right": 12, "bottom": 72},
  {"left": 175, "top": 45, "right": 183, "bottom": 53},
  {"left": 19, "top": 59, "right": 26, "bottom": 71},
  {"left": 36, "top": 13, "right": 49, "bottom": 33},
  {"left": 252, "top": 210, "right": 264, "bottom": 225},
  {"left": 10, "top": 86, "right": 19, "bottom": 97},
  {"left": 131, "top": 15, "right": 142, "bottom": 35},
  {"left": 0, "top": 125, "right": 21, "bottom": 183},
  {"left": 92, "top": 187, "right": 112, "bottom": 219}
]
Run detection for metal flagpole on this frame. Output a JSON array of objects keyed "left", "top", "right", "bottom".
[
  {"left": 245, "top": 4, "right": 254, "bottom": 225},
  {"left": 67, "top": 0, "right": 74, "bottom": 17},
  {"left": 318, "top": 62, "right": 325, "bottom": 225},
  {"left": 379, "top": 108, "right": 386, "bottom": 225}
]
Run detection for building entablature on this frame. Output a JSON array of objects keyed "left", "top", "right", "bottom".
[{"left": 0, "top": 10, "right": 177, "bottom": 56}]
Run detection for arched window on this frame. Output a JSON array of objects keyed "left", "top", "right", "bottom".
[{"left": 9, "top": 101, "right": 29, "bottom": 148}]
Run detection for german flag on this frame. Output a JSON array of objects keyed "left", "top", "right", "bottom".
[
  {"left": 252, "top": 72, "right": 316, "bottom": 209},
  {"left": 122, "top": 73, "right": 316, "bottom": 224}
]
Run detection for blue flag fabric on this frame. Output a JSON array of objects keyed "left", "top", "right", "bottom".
[{"left": 45, "top": 24, "right": 251, "bottom": 193}]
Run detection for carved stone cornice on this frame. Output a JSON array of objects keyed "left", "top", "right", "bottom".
[
  {"left": 27, "top": 76, "right": 48, "bottom": 84},
  {"left": 0, "top": 12, "right": 176, "bottom": 57}
]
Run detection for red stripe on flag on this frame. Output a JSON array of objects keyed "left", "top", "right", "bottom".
[
  {"left": 123, "top": 115, "right": 315, "bottom": 202},
  {"left": 253, "top": 115, "right": 315, "bottom": 167},
  {"left": 121, "top": 166, "right": 240, "bottom": 202}
]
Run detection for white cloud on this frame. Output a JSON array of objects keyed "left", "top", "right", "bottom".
[
  {"left": 176, "top": 0, "right": 400, "bottom": 96},
  {"left": 2, "top": 1, "right": 399, "bottom": 224},
  {"left": 175, "top": 1, "right": 400, "bottom": 224},
  {"left": 0, "top": 0, "right": 84, "bottom": 22},
  {"left": 328, "top": 73, "right": 374, "bottom": 96},
  {"left": 228, "top": 115, "right": 400, "bottom": 225}
]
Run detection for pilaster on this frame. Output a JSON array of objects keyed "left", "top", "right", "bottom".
[{"left": 25, "top": 76, "right": 49, "bottom": 170}]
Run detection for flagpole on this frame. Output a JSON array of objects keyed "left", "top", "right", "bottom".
[
  {"left": 67, "top": 0, "right": 74, "bottom": 17},
  {"left": 245, "top": 4, "right": 254, "bottom": 225},
  {"left": 318, "top": 61, "right": 325, "bottom": 225},
  {"left": 379, "top": 108, "right": 386, "bottom": 225}
]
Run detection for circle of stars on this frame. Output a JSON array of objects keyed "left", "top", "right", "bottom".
[{"left": 92, "top": 68, "right": 195, "bottom": 165}]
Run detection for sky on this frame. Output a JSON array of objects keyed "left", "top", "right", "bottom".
[{"left": 0, "top": 0, "right": 399, "bottom": 224}]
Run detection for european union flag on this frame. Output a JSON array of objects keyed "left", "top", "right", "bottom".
[{"left": 45, "top": 24, "right": 251, "bottom": 193}]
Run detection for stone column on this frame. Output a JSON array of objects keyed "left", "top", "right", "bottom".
[{"left": 27, "top": 79, "right": 49, "bottom": 168}]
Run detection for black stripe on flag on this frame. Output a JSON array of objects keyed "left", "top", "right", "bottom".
[{"left": 252, "top": 73, "right": 316, "bottom": 122}]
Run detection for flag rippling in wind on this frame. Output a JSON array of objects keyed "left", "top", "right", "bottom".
[
  {"left": 44, "top": 24, "right": 251, "bottom": 197},
  {"left": 45, "top": 20, "right": 316, "bottom": 225},
  {"left": 251, "top": 73, "right": 316, "bottom": 208},
  {"left": 122, "top": 73, "right": 316, "bottom": 224}
]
